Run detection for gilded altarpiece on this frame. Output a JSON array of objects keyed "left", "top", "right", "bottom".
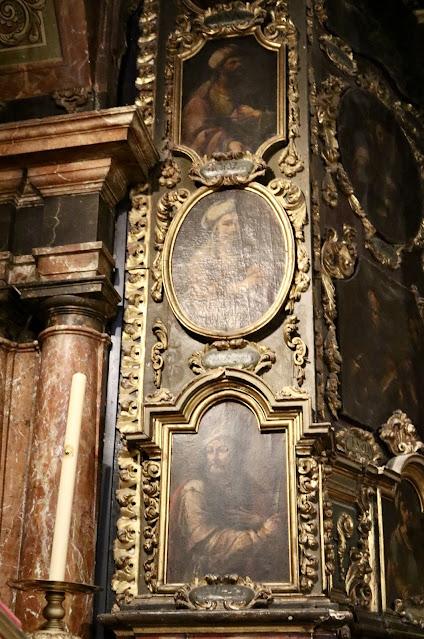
[{"left": 104, "top": 1, "right": 424, "bottom": 638}]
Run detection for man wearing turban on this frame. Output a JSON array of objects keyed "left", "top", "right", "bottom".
[{"left": 181, "top": 44, "right": 275, "bottom": 155}]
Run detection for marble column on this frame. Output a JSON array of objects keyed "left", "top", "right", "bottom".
[{"left": 15, "top": 296, "right": 110, "bottom": 636}]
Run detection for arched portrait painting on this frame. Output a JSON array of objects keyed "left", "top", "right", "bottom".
[
  {"left": 166, "top": 401, "right": 289, "bottom": 584},
  {"left": 382, "top": 479, "right": 424, "bottom": 611},
  {"left": 164, "top": 187, "right": 294, "bottom": 337}
]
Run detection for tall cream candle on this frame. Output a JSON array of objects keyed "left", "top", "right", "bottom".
[{"left": 48, "top": 372, "right": 87, "bottom": 582}]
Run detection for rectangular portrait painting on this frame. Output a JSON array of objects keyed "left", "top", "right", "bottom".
[
  {"left": 336, "top": 258, "right": 424, "bottom": 431},
  {"left": 176, "top": 34, "right": 285, "bottom": 157},
  {"left": 165, "top": 400, "right": 290, "bottom": 585}
]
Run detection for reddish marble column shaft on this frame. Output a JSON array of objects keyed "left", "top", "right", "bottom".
[
  {"left": 15, "top": 297, "right": 110, "bottom": 635},
  {"left": 0, "top": 340, "right": 40, "bottom": 607}
]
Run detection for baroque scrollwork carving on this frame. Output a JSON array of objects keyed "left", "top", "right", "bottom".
[
  {"left": 118, "top": 185, "right": 150, "bottom": 435},
  {"left": 192, "top": 2, "right": 266, "bottom": 35},
  {"left": 335, "top": 427, "right": 384, "bottom": 466},
  {"left": 321, "top": 225, "right": 357, "bottom": 417},
  {"left": 319, "top": 35, "right": 357, "bottom": 77},
  {"left": 52, "top": 88, "right": 94, "bottom": 114},
  {"left": 0, "top": 0, "right": 46, "bottom": 48},
  {"left": 321, "top": 454, "right": 336, "bottom": 580},
  {"left": 380, "top": 410, "right": 424, "bottom": 456},
  {"left": 189, "top": 339, "right": 275, "bottom": 376},
  {"left": 136, "top": 0, "right": 160, "bottom": 132},
  {"left": 151, "top": 319, "right": 168, "bottom": 389},
  {"left": 151, "top": 188, "right": 190, "bottom": 303},
  {"left": 269, "top": 178, "right": 309, "bottom": 386},
  {"left": 336, "top": 512, "right": 354, "bottom": 581},
  {"left": 297, "top": 456, "right": 320, "bottom": 593},
  {"left": 189, "top": 151, "right": 266, "bottom": 186},
  {"left": 174, "top": 575, "right": 273, "bottom": 611},
  {"left": 345, "top": 486, "right": 373, "bottom": 608},
  {"left": 112, "top": 448, "right": 142, "bottom": 604},
  {"left": 142, "top": 459, "right": 161, "bottom": 592}
]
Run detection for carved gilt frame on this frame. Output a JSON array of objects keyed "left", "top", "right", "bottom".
[
  {"left": 135, "top": 369, "right": 324, "bottom": 599},
  {"left": 162, "top": 182, "right": 296, "bottom": 339}
]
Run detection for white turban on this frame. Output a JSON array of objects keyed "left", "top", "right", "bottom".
[
  {"left": 208, "top": 45, "right": 241, "bottom": 70},
  {"left": 201, "top": 198, "right": 236, "bottom": 231}
]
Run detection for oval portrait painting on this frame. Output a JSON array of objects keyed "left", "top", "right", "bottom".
[{"left": 164, "top": 186, "right": 294, "bottom": 337}]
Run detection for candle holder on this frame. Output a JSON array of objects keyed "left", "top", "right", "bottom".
[{"left": 9, "top": 579, "right": 100, "bottom": 639}]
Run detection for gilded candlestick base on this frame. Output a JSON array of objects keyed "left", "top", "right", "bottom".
[{"left": 8, "top": 579, "right": 100, "bottom": 639}]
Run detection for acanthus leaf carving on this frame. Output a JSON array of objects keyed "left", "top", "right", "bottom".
[
  {"left": 175, "top": 575, "right": 273, "bottom": 611},
  {"left": 189, "top": 151, "right": 266, "bottom": 187},
  {"left": 297, "top": 456, "right": 320, "bottom": 593},
  {"left": 189, "top": 338, "right": 276, "bottom": 376},
  {"left": 135, "top": 0, "right": 160, "bottom": 132},
  {"left": 151, "top": 188, "right": 190, "bottom": 303},
  {"left": 0, "top": 0, "right": 46, "bottom": 48},
  {"left": 380, "top": 409, "right": 424, "bottom": 456},
  {"left": 142, "top": 459, "right": 161, "bottom": 592},
  {"left": 151, "top": 319, "right": 168, "bottom": 389},
  {"left": 112, "top": 448, "right": 142, "bottom": 605},
  {"left": 321, "top": 225, "right": 357, "bottom": 417},
  {"left": 336, "top": 512, "right": 354, "bottom": 581},
  {"left": 345, "top": 486, "right": 373, "bottom": 608}
]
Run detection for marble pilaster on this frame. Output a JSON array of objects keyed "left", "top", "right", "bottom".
[{"left": 15, "top": 296, "right": 110, "bottom": 636}]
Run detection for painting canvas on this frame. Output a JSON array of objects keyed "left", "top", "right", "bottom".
[
  {"left": 169, "top": 188, "right": 290, "bottom": 336},
  {"left": 166, "top": 401, "right": 289, "bottom": 583},
  {"left": 337, "top": 258, "right": 424, "bottom": 431},
  {"left": 179, "top": 35, "right": 279, "bottom": 156},
  {"left": 338, "top": 88, "right": 423, "bottom": 244},
  {"left": 382, "top": 480, "right": 424, "bottom": 608}
]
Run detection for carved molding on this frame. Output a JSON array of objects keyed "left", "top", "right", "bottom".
[
  {"left": 112, "top": 448, "right": 142, "bottom": 605},
  {"left": 345, "top": 486, "right": 373, "bottom": 608},
  {"left": 117, "top": 185, "right": 150, "bottom": 435},
  {"left": 269, "top": 178, "right": 309, "bottom": 386},
  {"left": 151, "top": 319, "right": 168, "bottom": 389},
  {"left": 151, "top": 188, "right": 190, "bottom": 303},
  {"left": 335, "top": 427, "right": 384, "bottom": 466},
  {"left": 297, "top": 456, "right": 320, "bottom": 593},
  {"left": 0, "top": 0, "right": 46, "bottom": 48},
  {"left": 189, "top": 151, "right": 266, "bottom": 187},
  {"left": 321, "top": 455, "right": 336, "bottom": 581},
  {"left": 336, "top": 512, "right": 354, "bottom": 581},
  {"left": 380, "top": 409, "right": 424, "bottom": 456},
  {"left": 142, "top": 459, "right": 161, "bottom": 592},
  {"left": 319, "top": 35, "right": 357, "bottom": 77},
  {"left": 189, "top": 339, "right": 275, "bottom": 376},
  {"left": 136, "top": 0, "right": 160, "bottom": 133},
  {"left": 317, "top": 73, "right": 424, "bottom": 266},
  {"left": 321, "top": 225, "right": 357, "bottom": 417},
  {"left": 174, "top": 575, "right": 273, "bottom": 611}
]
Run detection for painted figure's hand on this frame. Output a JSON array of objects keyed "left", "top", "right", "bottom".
[
  {"left": 232, "top": 105, "right": 261, "bottom": 122},
  {"left": 259, "top": 513, "right": 280, "bottom": 537},
  {"left": 228, "top": 140, "right": 244, "bottom": 153},
  {"left": 227, "top": 507, "right": 263, "bottom": 529}
]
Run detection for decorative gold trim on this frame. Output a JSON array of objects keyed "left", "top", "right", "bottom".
[
  {"left": 345, "top": 486, "right": 373, "bottom": 609},
  {"left": 117, "top": 185, "right": 150, "bottom": 435},
  {"left": 269, "top": 178, "right": 309, "bottom": 386},
  {"left": 319, "top": 35, "right": 357, "bottom": 77},
  {"left": 321, "top": 455, "right": 335, "bottom": 585},
  {"left": 309, "top": 67, "right": 318, "bottom": 156},
  {"left": 162, "top": 182, "right": 296, "bottom": 339},
  {"left": 159, "top": 145, "right": 182, "bottom": 190},
  {"left": 317, "top": 73, "right": 424, "bottom": 266},
  {"left": 151, "top": 319, "right": 168, "bottom": 389},
  {"left": 142, "top": 458, "right": 161, "bottom": 592},
  {"left": 321, "top": 225, "right": 357, "bottom": 417},
  {"left": 151, "top": 188, "right": 190, "bottom": 303},
  {"left": 335, "top": 427, "right": 384, "bottom": 467},
  {"left": 189, "top": 338, "right": 276, "bottom": 376},
  {"left": 166, "top": 0, "right": 287, "bottom": 162},
  {"left": 380, "top": 410, "right": 424, "bottom": 456},
  {"left": 297, "top": 456, "right": 319, "bottom": 593},
  {"left": 336, "top": 512, "right": 354, "bottom": 581},
  {"left": 135, "top": 0, "right": 160, "bottom": 134},
  {"left": 112, "top": 448, "right": 142, "bottom": 605},
  {"left": 189, "top": 151, "right": 266, "bottom": 187},
  {"left": 141, "top": 369, "right": 311, "bottom": 595},
  {"left": 174, "top": 575, "right": 273, "bottom": 610}
]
